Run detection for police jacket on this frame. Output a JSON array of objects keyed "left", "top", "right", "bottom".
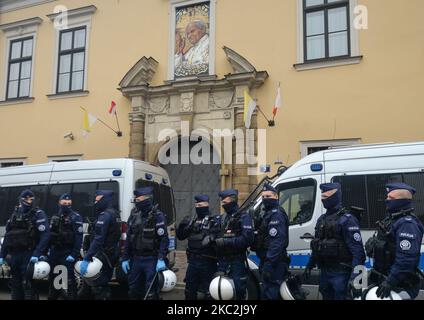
[
  {"left": 123, "top": 206, "right": 169, "bottom": 261},
  {"left": 176, "top": 213, "right": 219, "bottom": 257},
  {"left": 215, "top": 210, "right": 254, "bottom": 257},
  {"left": 49, "top": 210, "right": 83, "bottom": 259},
  {"left": 0, "top": 207, "right": 50, "bottom": 258},
  {"left": 310, "top": 206, "right": 365, "bottom": 269},
  {"left": 85, "top": 207, "right": 121, "bottom": 261},
  {"left": 254, "top": 206, "right": 289, "bottom": 264},
  {"left": 366, "top": 209, "right": 424, "bottom": 287}
]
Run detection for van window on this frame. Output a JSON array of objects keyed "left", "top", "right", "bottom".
[
  {"left": 333, "top": 172, "right": 424, "bottom": 229},
  {"left": 46, "top": 184, "right": 73, "bottom": 217},
  {"left": 136, "top": 179, "right": 176, "bottom": 225},
  {"left": 277, "top": 179, "right": 317, "bottom": 225}
]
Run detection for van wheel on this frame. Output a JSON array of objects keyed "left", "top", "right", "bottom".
[{"left": 246, "top": 273, "right": 260, "bottom": 300}]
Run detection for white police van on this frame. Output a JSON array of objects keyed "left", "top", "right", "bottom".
[
  {"left": 243, "top": 142, "right": 424, "bottom": 299},
  {"left": 0, "top": 158, "right": 177, "bottom": 282}
]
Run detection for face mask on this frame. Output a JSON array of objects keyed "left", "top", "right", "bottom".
[
  {"left": 94, "top": 197, "right": 110, "bottom": 213},
  {"left": 19, "top": 199, "right": 33, "bottom": 213},
  {"left": 195, "top": 206, "right": 209, "bottom": 217},
  {"left": 263, "top": 198, "right": 279, "bottom": 210},
  {"left": 136, "top": 198, "right": 153, "bottom": 214},
  {"left": 222, "top": 201, "right": 238, "bottom": 214},
  {"left": 322, "top": 191, "right": 341, "bottom": 210},
  {"left": 59, "top": 205, "right": 72, "bottom": 214},
  {"left": 385, "top": 199, "right": 412, "bottom": 214}
]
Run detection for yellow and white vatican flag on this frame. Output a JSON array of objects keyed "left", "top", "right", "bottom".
[
  {"left": 82, "top": 109, "right": 97, "bottom": 137},
  {"left": 244, "top": 90, "right": 257, "bottom": 129}
]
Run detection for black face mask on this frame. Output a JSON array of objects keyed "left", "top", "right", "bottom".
[
  {"left": 223, "top": 201, "right": 238, "bottom": 214},
  {"left": 59, "top": 205, "right": 72, "bottom": 214},
  {"left": 263, "top": 198, "right": 279, "bottom": 210},
  {"left": 94, "top": 197, "right": 111, "bottom": 213},
  {"left": 136, "top": 198, "right": 153, "bottom": 214},
  {"left": 321, "top": 190, "right": 342, "bottom": 210},
  {"left": 19, "top": 199, "right": 33, "bottom": 213},
  {"left": 195, "top": 206, "right": 209, "bottom": 217},
  {"left": 385, "top": 199, "right": 412, "bottom": 214}
]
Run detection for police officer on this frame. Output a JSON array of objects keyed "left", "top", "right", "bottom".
[
  {"left": 366, "top": 183, "right": 424, "bottom": 300},
  {"left": 121, "top": 187, "right": 169, "bottom": 300},
  {"left": 213, "top": 189, "right": 254, "bottom": 300},
  {"left": 176, "top": 194, "right": 218, "bottom": 300},
  {"left": 47, "top": 193, "right": 83, "bottom": 300},
  {"left": 80, "top": 190, "right": 121, "bottom": 300},
  {"left": 0, "top": 189, "right": 50, "bottom": 300},
  {"left": 254, "top": 183, "right": 289, "bottom": 300},
  {"left": 304, "top": 183, "right": 366, "bottom": 300}
]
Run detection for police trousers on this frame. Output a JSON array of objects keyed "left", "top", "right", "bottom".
[
  {"left": 8, "top": 250, "right": 38, "bottom": 300},
  {"left": 260, "top": 260, "right": 288, "bottom": 300},
  {"left": 185, "top": 256, "right": 217, "bottom": 300},
  {"left": 319, "top": 268, "right": 351, "bottom": 300},
  {"left": 127, "top": 255, "right": 159, "bottom": 300},
  {"left": 218, "top": 258, "right": 248, "bottom": 300},
  {"left": 48, "top": 248, "right": 78, "bottom": 300}
]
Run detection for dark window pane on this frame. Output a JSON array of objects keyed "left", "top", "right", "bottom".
[
  {"left": 97, "top": 181, "right": 120, "bottom": 212},
  {"left": 0, "top": 188, "right": 9, "bottom": 225},
  {"left": 46, "top": 184, "right": 73, "bottom": 217},
  {"left": 71, "top": 183, "right": 97, "bottom": 221},
  {"left": 0, "top": 162, "right": 23, "bottom": 168},
  {"left": 403, "top": 173, "right": 424, "bottom": 225},
  {"left": 160, "top": 185, "right": 176, "bottom": 225}
]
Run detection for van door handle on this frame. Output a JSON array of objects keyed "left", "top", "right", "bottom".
[{"left": 300, "top": 233, "right": 314, "bottom": 240}]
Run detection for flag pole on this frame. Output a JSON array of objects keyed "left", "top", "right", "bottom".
[
  {"left": 80, "top": 106, "right": 121, "bottom": 136},
  {"left": 114, "top": 111, "right": 122, "bottom": 137},
  {"left": 256, "top": 104, "right": 275, "bottom": 127}
]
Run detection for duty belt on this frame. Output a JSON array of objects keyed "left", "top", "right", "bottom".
[
  {"left": 219, "top": 253, "right": 246, "bottom": 261},
  {"left": 187, "top": 251, "right": 217, "bottom": 261}
]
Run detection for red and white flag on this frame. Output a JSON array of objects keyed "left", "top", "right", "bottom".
[
  {"left": 108, "top": 101, "right": 117, "bottom": 115},
  {"left": 272, "top": 85, "right": 282, "bottom": 117}
]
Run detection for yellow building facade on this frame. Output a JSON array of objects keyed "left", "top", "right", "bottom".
[{"left": 0, "top": 0, "right": 423, "bottom": 211}]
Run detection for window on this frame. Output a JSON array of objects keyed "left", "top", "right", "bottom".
[
  {"left": 304, "top": 0, "right": 350, "bottom": 61},
  {"left": 333, "top": 172, "right": 424, "bottom": 229},
  {"left": 6, "top": 37, "right": 33, "bottom": 100},
  {"left": 47, "top": 155, "right": 82, "bottom": 162},
  {"left": 300, "top": 139, "right": 360, "bottom": 158},
  {"left": 278, "top": 179, "right": 317, "bottom": 225},
  {"left": 0, "top": 158, "right": 26, "bottom": 168},
  {"left": 136, "top": 179, "right": 176, "bottom": 225},
  {"left": 56, "top": 27, "right": 86, "bottom": 93}
]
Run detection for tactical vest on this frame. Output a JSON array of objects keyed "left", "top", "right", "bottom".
[
  {"left": 187, "top": 216, "right": 210, "bottom": 253},
  {"left": 84, "top": 208, "right": 121, "bottom": 251},
  {"left": 251, "top": 212, "right": 268, "bottom": 253},
  {"left": 50, "top": 214, "right": 75, "bottom": 247},
  {"left": 129, "top": 209, "right": 160, "bottom": 256},
  {"left": 4, "top": 208, "right": 38, "bottom": 251},
  {"left": 219, "top": 212, "right": 244, "bottom": 256},
  {"left": 311, "top": 209, "right": 353, "bottom": 266}
]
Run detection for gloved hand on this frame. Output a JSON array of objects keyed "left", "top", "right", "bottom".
[
  {"left": 303, "top": 263, "right": 315, "bottom": 282},
  {"left": 156, "top": 259, "right": 166, "bottom": 272},
  {"left": 215, "top": 238, "right": 226, "bottom": 248},
  {"left": 122, "top": 260, "right": 130, "bottom": 274},
  {"left": 66, "top": 255, "right": 75, "bottom": 263},
  {"left": 80, "top": 260, "right": 89, "bottom": 276},
  {"left": 0, "top": 258, "right": 4, "bottom": 266},
  {"left": 202, "top": 235, "right": 214, "bottom": 247},
  {"left": 376, "top": 280, "right": 393, "bottom": 299},
  {"left": 39, "top": 256, "right": 48, "bottom": 262},
  {"left": 30, "top": 256, "right": 38, "bottom": 263}
]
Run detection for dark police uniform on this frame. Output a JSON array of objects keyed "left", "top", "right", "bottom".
[
  {"left": 122, "top": 187, "right": 169, "bottom": 300},
  {"left": 0, "top": 189, "right": 50, "bottom": 300},
  {"left": 306, "top": 183, "right": 366, "bottom": 300},
  {"left": 214, "top": 189, "right": 254, "bottom": 300},
  {"left": 47, "top": 193, "right": 83, "bottom": 300},
  {"left": 176, "top": 194, "right": 218, "bottom": 300},
  {"left": 366, "top": 183, "right": 424, "bottom": 299},
  {"left": 82, "top": 190, "right": 121, "bottom": 300},
  {"left": 253, "top": 183, "right": 289, "bottom": 300}
]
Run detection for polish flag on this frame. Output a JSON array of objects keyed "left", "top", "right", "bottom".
[
  {"left": 108, "top": 101, "right": 117, "bottom": 115},
  {"left": 272, "top": 86, "right": 281, "bottom": 117}
]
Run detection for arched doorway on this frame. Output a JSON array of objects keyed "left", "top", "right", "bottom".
[{"left": 162, "top": 137, "right": 221, "bottom": 250}]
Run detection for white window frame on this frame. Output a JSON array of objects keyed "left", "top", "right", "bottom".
[
  {"left": 168, "top": 0, "right": 216, "bottom": 80},
  {"left": 47, "top": 155, "right": 83, "bottom": 162},
  {"left": 0, "top": 157, "right": 27, "bottom": 167},
  {"left": 300, "top": 139, "right": 361, "bottom": 158},
  {"left": 47, "top": 5, "right": 96, "bottom": 98},
  {"left": 295, "top": 0, "right": 362, "bottom": 71},
  {"left": 0, "top": 0, "right": 57, "bottom": 13},
  {"left": 0, "top": 17, "right": 42, "bottom": 102}
]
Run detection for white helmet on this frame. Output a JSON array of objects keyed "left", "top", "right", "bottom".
[
  {"left": 74, "top": 257, "right": 103, "bottom": 280},
  {"left": 29, "top": 261, "right": 51, "bottom": 280},
  {"left": 158, "top": 270, "right": 177, "bottom": 292},
  {"left": 364, "top": 286, "right": 403, "bottom": 300},
  {"left": 209, "top": 275, "right": 235, "bottom": 300},
  {"left": 280, "top": 274, "right": 307, "bottom": 300}
]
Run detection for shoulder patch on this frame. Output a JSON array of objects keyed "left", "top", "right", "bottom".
[
  {"left": 353, "top": 233, "right": 362, "bottom": 242},
  {"left": 38, "top": 224, "right": 46, "bottom": 232},
  {"left": 269, "top": 228, "right": 278, "bottom": 237},
  {"left": 400, "top": 240, "right": 412, "bottom": 251},
  {"left": 157, "top": 227, "right": 165, "bottom": 236}
]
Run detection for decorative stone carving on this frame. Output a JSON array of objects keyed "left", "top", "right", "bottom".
[
  {"left": 180, "top": 92, "right": 194, "bottom": 113},
  {"left": 119, "top": 56, "right": 158, "bottom": 87},
  {"left": 223, "top": 46, "right": 256, "bottom": 74},
  {"left": 149, "top": 97, "right": 170, "bottom": 114},
  {"left": 148, "top": 115, "right": 155, "bottom": 124},
  {"left": 209, "top": 91, "right": 235, "bottom": 110},
  {"left": 223, "top": 111, "right": 232, "bottom": 119}
]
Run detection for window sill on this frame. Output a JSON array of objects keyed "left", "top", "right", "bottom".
[
  {"left": 47, "top": 90, "right": 89, "bottom": 100},
  {"left": 293, "top": 56, "right": 363, "bottom": 71},
  {"left": 0, "top": 97, "right": 35, "bottom": 106}
]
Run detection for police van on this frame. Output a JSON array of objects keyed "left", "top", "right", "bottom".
[
  {"left": 0, "top": 158, "right": 177, "bottom": 283},
  {"left": 243, "top": 141, "right": 424, "bottom": 299}
]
